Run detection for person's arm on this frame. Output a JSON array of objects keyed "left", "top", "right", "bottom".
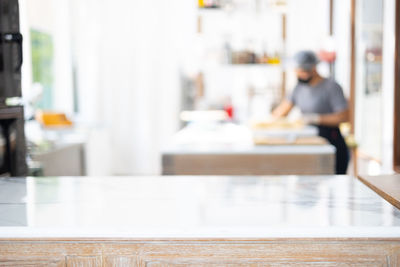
[
  {"left": 319, "top": 109, "right": 349, "bottom": 126},
  {"left": 322, "top": 81, "right": 349, "bottom": 126},
  {"left": 272, "top": 99, "right": 294, "bottom": 118},
  {"left": 303, "top": 81, "right": 349, "bottom": 127},
  {"left": 303, "top": 108, "right": 349, "bottom": 127}
]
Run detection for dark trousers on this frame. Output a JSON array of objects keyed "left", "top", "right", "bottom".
[{"left": 317, "top": 125, "right": 349, "bottom": 174}]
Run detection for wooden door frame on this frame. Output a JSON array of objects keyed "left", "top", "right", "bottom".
[
  {"left": 394, "top": 0, "right": 400, "bottom": 173},
  {"left": 329, "top": 0, "right": 334, "bottom": 36}
]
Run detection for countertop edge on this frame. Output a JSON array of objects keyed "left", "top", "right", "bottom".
[{"left": 1, "top": 226, "right": 400, "bottom": 239}]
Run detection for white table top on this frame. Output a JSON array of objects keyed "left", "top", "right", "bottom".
[
  {"left": 163, "top": 123, "right": 335, "bottom": 155},
  {"left": 0, "top": 176, "right": 399, "bottom": 239}
]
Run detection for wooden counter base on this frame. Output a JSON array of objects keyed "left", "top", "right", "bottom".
[{"left": 1, "top": 238, "right": 400, "bottom": 266}]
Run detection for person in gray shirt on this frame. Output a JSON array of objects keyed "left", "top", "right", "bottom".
[{"left": 272, "top": 50, "right": 349, "bottom": 174}]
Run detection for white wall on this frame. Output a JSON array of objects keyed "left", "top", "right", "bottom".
[
  {"left": 285, "top": 0, "right": 331, "bottom": 94},
  {"left": 71, "top": 0, "right": 194, "bottom": 175},
  {"left": 286, "top": 0, "right": 330, "bottom": 54},
  {"left": 52, "top": 0, "right": 74, "bottom": 114},
  {"left": 333, "top": 0, "right": 351, "bottom": 97}
]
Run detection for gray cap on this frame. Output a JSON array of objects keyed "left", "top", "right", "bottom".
[{"left": 293, "top": 50, "right": 319, "bottom": 71}]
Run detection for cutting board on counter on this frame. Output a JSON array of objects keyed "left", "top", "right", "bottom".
[
  {"left": 254, "top": 136, "right": 328, "bottom": 146},
  {"left": 251, "top": 119, "right": 304, "bottom": 130}
]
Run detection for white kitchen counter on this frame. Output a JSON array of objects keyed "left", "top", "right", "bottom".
[{"left": 162, "top": 123, "right": 336, "bottom": 175}]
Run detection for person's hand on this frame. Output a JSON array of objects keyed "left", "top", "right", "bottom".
[
  {"left": 302, "top": 113, "right": 320, "bottom": 125},
  {"left": 268, "top": 114, "right": 280, "bottom": 122}
]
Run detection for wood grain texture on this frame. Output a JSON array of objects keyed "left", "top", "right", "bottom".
[
  {"left": 66, "top": 256, "right": 102, "bottom": 267},
  {"left": 104, "top": 256, "right": 137, "bottom": 267},
  {"left": 0, "top": 259, "right": 65, "bottom": 266},
  {"left": 359, "top": 174, "right": 400, "bottom": 209},
  {"left": 0, "top": 239, "right": 400, "bottom": 266}
]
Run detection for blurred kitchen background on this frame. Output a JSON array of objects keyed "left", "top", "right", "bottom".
[{"left": 12, "top": 0, "right": 394, "bottom": 176}]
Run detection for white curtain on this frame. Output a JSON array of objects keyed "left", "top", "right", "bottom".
[{"left": 71, "top": 0, "right": 196, "bottom": 175}]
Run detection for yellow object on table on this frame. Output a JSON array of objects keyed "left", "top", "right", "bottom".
[{"left": 35, "top": 111, "right": 73, "bottom": 128}]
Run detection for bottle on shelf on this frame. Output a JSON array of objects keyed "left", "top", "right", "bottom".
[
  {"left": 266, "top": 51, "right": 281, "bottom": 65},
  {"left": 198, "top": 0, "right": 205, "bottom": 8}
]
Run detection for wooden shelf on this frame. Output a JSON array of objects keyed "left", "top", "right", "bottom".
[
  {"left": 358, "top": 174, "right": 400, "bottom": 210},
  {"left": 228, "top": 63, "right": 281, "bottom": 67},
  {"left": 198, "top": 6, "right": 222, "bottom": 10}
]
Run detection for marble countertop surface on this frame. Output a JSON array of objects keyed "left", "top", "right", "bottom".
[{"left": 0, "top": 175, "right": 399, "bottom": 239}]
